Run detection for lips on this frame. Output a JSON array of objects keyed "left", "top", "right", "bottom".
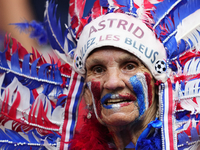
[{"left": 101, "top": 94, "right": 136, "bottom": 109}]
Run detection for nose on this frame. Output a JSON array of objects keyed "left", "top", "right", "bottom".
[{"left": 103, "top": 68, "right": 125, "bottom": 90}]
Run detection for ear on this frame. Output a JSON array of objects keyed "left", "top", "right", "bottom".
[{"left": 83, "top": 86, "right": 93, "bottom": 106}]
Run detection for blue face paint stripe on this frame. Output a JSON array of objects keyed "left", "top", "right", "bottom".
[
  {"left": 101, "top": 93, "right": 113, "bottom": 109},
  {"left": 129, "top": 75, "right": 146, "bottom": 116}
]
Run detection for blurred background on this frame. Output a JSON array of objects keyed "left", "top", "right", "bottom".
[{"left": 0, "top": 0, "right": 68, "bottom": 55}]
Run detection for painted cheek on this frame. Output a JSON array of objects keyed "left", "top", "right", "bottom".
[
  {"left": 144, "top": 72, "right": 153, "bottom": 107},
  {"left": 129, "top": 74, "right": 146, "bottom": 117},
  {"left": 90, "top": 81, "right": 102, "bottom": 118}
]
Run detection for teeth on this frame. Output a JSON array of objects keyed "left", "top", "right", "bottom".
[
  {"left": 105, "top": 99, "right": 132, "bottom": 105},
  {"left": 107, "top": 99, "right": 125, "bottom": 103}
]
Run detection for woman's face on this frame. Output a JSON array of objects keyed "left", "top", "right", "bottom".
[{"left": 84, "top": 47, "right": 155, "bottom": 126}]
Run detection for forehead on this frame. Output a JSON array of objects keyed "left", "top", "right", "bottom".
[{"left": 87, "top": 46, "right": 142, "bottom": 63}]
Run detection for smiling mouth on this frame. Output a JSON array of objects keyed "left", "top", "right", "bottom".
[
  {"left": 105, "top": 99, "right": 133, "bottom": 105},
  {"left": 101, "top": 94, "right": 136, "bottom": 109}
]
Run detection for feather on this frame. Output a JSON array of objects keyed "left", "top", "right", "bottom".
[
  {"left": 45, "top": 0, "right": 76, "bottom": 65},
  {"left": 22, "top": 54, "right": 31, "bottom": 76},
  {"left": 8, "top": 91, "right": 21, "bottom": 119},
  {"left": 5, "top": 128, "right": 29, "bottom": 143},
  {"left": 27, "top": 130, "right": 40, "bottom": 144},
  {"left": 153, "top": 0, "right": 200, "bottom": 46},
  {"left": 44, "top": 0, "right": 65, "bottom": 53},
  {"left": 112, "top": 0, "right": 137, "bottom": 14},
  {"left": 83, "top": 0, "right": 96, "bottom": 17},
  {"left": 180, "top": 99, "right": 199, "bottom": 114},
  {"left": 0, "top": 45, "right": 9, "bottom": 71},
  {"left": 11, "top": 21, "right": 47, "bottom": 45},
  {"left": 190, "top": 127, "right": 199, "bottom": 141},
  {"left": 152, "top": 0, "right": 182, "bottom": 29},
  {"left": 0, "top": 37, "right": 69, "bottom": 92},
  {"left": 178, "top": 131, "right": 190, "bottom": 145},
  {"left": 70, "top": 114, "right": 115, "bottom": 150},
  {"left": 11, "top": 50, "right": 21, "bottom": 73},
  {"left": 175, "top": 9, "right": 200, "bottom": 50}
]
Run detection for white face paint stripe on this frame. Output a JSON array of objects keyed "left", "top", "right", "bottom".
[
  {"left": 136, "top": 73, "right": 149, "bottom": 110},
  {"left": 86, "top": 81, "right": 100, "bottom": 120}
]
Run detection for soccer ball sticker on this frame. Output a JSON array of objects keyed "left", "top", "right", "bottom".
[
  {"left": 75, "top": 56, "right": 83, "bottom": 69},
  {"left": 155, "top": 60, "right": 167, "bottom": 74}
]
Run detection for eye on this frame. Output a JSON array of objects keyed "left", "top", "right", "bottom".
[
  {"left": 126, "top": 64, "right": 135, "bottom": 70},
  {"left": 93, "top": 66, "right": 105, "bottom": 74}
]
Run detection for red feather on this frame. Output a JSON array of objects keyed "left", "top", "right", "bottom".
[
  {"left": 2, "top": 89, "right": 9, "bottom": 114},
  {"left": 8, "top": 91, "right": 21, "bottom": 119},
  {"left": 70, "top": 114, "right": 116, "bottom": 150}
]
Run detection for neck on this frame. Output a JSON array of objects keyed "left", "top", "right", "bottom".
[{"left": 107, "top": 120, "right": 144, "bottom": 150}]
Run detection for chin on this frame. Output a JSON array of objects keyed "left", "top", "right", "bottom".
[{"left": 99, "top": 105, "right": 140, "bottom": 126}]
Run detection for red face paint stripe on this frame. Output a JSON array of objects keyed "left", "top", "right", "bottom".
[{"left": 144, "top": 72, "right": 153, "bottom": 107}]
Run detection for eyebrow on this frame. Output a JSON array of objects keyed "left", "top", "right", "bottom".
[
  {"left": 90, "top": 58, "right": 105, "bottom": 64},
  {"left": 118, "top": 55, "right": 138, "bottom": 62}
]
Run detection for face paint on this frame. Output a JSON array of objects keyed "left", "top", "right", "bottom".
[
  {"left": 129, "top": 73, "right": 148, "bottom": 117},
  {"left": 86, "top": 81, "right": 102, "bottom": 119},
  {"left": 87, "top": 81, "right": 137, "bottom": 120},
  {"left": 144, "top": 72, "right": 153, "bottom": 107},
  {"left": 101, "top": 93, "right": 136, "bottom": 109}
]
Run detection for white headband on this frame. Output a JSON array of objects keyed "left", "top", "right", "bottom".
[{"left": 73, "top": 13, "right": 167, "bottom": 82}]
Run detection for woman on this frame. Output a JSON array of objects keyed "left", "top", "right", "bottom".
[{"left": 0, "top": 0, "right": 200, "bottom": 150}]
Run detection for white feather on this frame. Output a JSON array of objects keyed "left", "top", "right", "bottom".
[
  {"left": 185, "top": 80, "right": 196, "bottom": 96},
  {"left": 196, "top": 58, "right": 200, "bottom": 73},
  {"left": 180, "top": 99, "right": 199, "bottom": 114},
  {"left": 183, "top": 59, "right": 191, "bottom": 75},
  {"left": 175, "top": 9, "right": 200, "bottom": 50},
  {"left": 15, "top": 79, "right": 31, "bottom": 118},
  {"left": 188, "top": 58, "right": 197, "bottom": 75},
  {"left": 174, "top": 81, "right": 180, "bottom": 99},
  {"left": 51, "top": 106, "right": 64, "bottom": 125},
  {"left": 183, "top": 57, "right": 200, "bottom": 75}
]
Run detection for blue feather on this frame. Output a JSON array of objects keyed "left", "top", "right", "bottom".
[
  {"left": 11, "top": 50, "right": 21, "bottom": 73},
  {"left": 153, "top": 0, "right": 200, "bottom": 43},
  {"left": 0, "top": 129, "right": 12, "bottom": 141},
  {"left": 100, "top": 0, "right": 108, "bottom": 7},
  {"left": 83, "top": 0, "right": 96, "bottom": 17},
  {"left": 56, "top": 95, "right": 67, "bottom": 107},
  {"left": 12, "top": 21, "right": 47, "bottom": 45},
  {"left": 0, "top": 128, "right": 58, "bottom": 149},
  {"left": 22, "top": 54, "right": 31, "bottom": 76},
  {"left": 44, "top": 0, "right": 65, "bottom": 54},
  {"left": 38, "top": 63, "right": 51, "bottom": 79},
  {"left": 180, "top": 80, "right": 185, "bottom": 93},
  {"left": 177, "top": 0, "right": 200, "bottom": 26},
  {"left": 0, "top": 45, "right": 9, "bottom": 71},
  {"left": 164, "top": 36, "right": 177, "bottom": 58},
  {"left": 178, "top": 131, "right": 190, "bottom": 145},
  {"left": 64, "top": 29, "right": 76, "bottom": 57},
  {"left": 32, "top": 129, "right": 60, "bottom": 144},
  {"left": 54, "top": 65, "right": 63, "bottom": 83},
  {"left": 152, "top": 0, "right": 183, "bottom": 28},
  {"left": 5, "top": 128, "right": 29, "bottom": 143},
  {"left": 0, "top": 47, "right": 66, "bottom": 92},
  {"left": 116, "top": 0, "right": 136, "bottom": 14},
  {"left": 30, "top": 90, "right": 35, "bottom": 105},
  {"left": 190, "top": 127, "right": 199, "bottom": 141},
  {"left": 31, "top": 58, "right": 40, "bottom": 77},
  {"left": 42, "top": 84, "right": 55, "bottom": 96}
]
